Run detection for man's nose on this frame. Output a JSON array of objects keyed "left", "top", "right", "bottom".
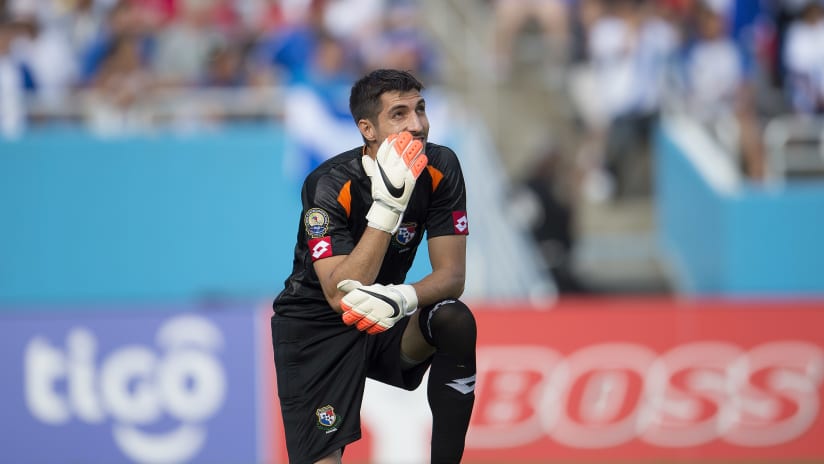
[{"left": 406, "top": 114, "right": 423, "bottom": 133}]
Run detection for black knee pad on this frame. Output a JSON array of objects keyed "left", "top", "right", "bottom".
[{"left": 417, "top": 299, "right": 476, "bottom": 348}]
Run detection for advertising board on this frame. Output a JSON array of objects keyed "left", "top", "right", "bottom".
[
  {"left": 0, "top": 308, "right": 261, "bottom": 464},
  {"left": 3, "top": 299, "right": 822, "bottom": 463}
]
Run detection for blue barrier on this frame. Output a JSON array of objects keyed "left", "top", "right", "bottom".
[
  {"left": 655, "top": 118, "right": 824, "bottom": 296},
  {"left": 1, "top": 126, "right": 302, "bottom": 306}
]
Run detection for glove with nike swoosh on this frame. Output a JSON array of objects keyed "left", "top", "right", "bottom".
[
  {"left": 364, "top": 131, "right": 428, "bottom": 234},
  {"left": 337, "top": 279, "right": 418, "bottom": 334}
]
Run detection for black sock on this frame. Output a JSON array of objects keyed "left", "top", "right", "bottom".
[
  {"left": 428, "top": 352, "right": 475, "bottom": 463},
  {"left": 421, "top": 300, "right": 477, "bottom": 463}
]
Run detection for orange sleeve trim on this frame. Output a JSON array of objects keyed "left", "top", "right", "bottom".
[
  {"left": 427, "top": 165, "right": 444, "bottom": 192},
  {"left": 337, "top": 180, "right": 352, "bottom": 217}
]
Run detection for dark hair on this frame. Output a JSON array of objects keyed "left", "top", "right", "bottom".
[{"left": 349, "top": 69, "right": 424, "bottom": 124}]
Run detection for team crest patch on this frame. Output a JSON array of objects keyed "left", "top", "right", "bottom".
[
  {"left": 304, "top": 208, "right": 330, "bottom": 238},
  {"left": 395, "top": 222, "right": 417, "bottom": 246},
  {"left": 452, "top": 211, "right": 469, "bottom": 235},
  {"left": 316, "top": 405, "right": 342, "bottom": 433}
]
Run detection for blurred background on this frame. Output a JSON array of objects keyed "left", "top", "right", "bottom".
[{"left": 1, "top": 0, "right": 824, "bottom": 462}]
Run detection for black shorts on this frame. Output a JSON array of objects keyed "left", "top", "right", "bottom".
[{"left": 271, "top": 312, "right": 431, "bottom": 464}]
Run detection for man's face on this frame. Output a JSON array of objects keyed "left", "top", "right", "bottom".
[{"left": 372, "top": 90, "right": 429, "bottom": 146}]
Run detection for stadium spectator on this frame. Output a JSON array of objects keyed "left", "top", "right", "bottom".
[
  {"left": 782, "top": 0, "right": 824, "bottom": 114},
  {"left": 490, "top": 0, "right": 571, "bottom": 81},
  {"left": 53, "top": 0, "right": 110, "bottom": 73},
  {"left": 79, "top": 0, "right": 155, "bottom": 86},
  {"left": 151, "top": 0, "right": 226, "bottom": 87},
  {"left": 567, "top": 0, "right": 605, "bottom": 64},
  {"left": 85, "top": 34, "right": 155, "bottom": 134},
  {"left": 583, "top": 0, "right": 679, "bottom": 198},
  {"left": 131, "top": 0, "right": 176, "bottom": 25},
  {"left": 282, "top": 30, "right": 361, "bottom": 179},
  {"left": 252, "top": 0, "right": 327, "bottom": 84},
  {"left": 0, "top": 17, "right": 28, "bottom": 137},
  {"left": 361, "top": 0, "right": 439, "bottom": 84},
  {"left": 238, "top": 0, "right": 285, "bottom": 35},
  {"left": 200, "top": 41, "right": 251, "bottom": 87},
  {"left": 8, "top": 13, "right": 77, "bottom": 105},
  {"left": 510, "top": 139, "right": 588, "bottom": 293},
  {"left": 673, "top": 0, "right": 766, "bottom": 180},
  {"left": 320, "top": 0, "right": 384, "bottom": 48}
]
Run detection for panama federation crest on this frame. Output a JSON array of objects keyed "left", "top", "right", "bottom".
[
  {"left": 394, "top": 222, "right": 417, "bottom": 246},
  {"left": 316, "top": 405, "right": 341, "bottom": 433}
]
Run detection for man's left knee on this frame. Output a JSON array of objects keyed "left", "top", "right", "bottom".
[{"left": 418, "top": 299, "right": 476, "bottom": 347}]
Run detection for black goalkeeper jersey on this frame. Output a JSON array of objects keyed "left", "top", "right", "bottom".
[{"left": 273, "top": 142, "right": 469, "bottom": 322}]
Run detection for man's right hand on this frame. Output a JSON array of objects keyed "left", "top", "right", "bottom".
[{"left": 364, "top": 131, "right": 427, "bottom": 233}]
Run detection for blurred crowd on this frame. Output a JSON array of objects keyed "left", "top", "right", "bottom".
[
  {"left": 0, "top": 0, "right": 438, "bottom": 137},
  {"left": 497, "top": 0, "right": 824, "bottom": 196},
  {"left": 486, "top": 0, "right": 824, "bottom": 292},
  {"left": 2, "top": 0, "right": 823, "bottom": 167},
  {"left": 1, "top": 0, "right": 823, "bottom": 139}
]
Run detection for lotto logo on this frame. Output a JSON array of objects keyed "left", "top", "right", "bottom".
[
  {"left": 452, "top": 211, "right": 468, "bottom": 235},
  {"left": 309, "top": 237, "right": 332, "bottom": 261}
]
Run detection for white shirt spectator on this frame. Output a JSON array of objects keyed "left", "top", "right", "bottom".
[
  {"left": 0, "top": 22, "right": 26, "bottom": 138},
  {"left": 588, "top": 14, "right": 678, "bottom": 120},
  {"left": 686, "top": 38, "right": 743, "bottom": 121},
  {"left": 15, "top": 27, "right": 77, "bottom": 104},
  {"left": 783, "top": 11, "right": 824, "bottom": 112},
  {"left": 0, "top": 55, "right": 26, "bottom": 138}
]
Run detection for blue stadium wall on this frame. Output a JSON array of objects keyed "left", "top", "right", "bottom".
[
  {"left": 655, "top": 119, "right": 824, "bottom": 296},
  {"left": 4, "top": 122, "right": 824, "bottom": 307},
  {"left": 1, "top": 126, "right": 299, "bottom": 306}
]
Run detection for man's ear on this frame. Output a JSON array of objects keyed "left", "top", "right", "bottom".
[{"left": 358, "top": 119, "right": 376, "bottom": 143}]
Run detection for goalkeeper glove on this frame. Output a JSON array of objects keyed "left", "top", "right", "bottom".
[
  {"left": 364, "top": 131, "right": 428, "bottom": 233},
  {"left": 337, "top": 279, "right": 418, "bottom": 334}
]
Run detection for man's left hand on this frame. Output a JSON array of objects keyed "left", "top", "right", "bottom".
[{"left": 337, "top": 280, "right": 418, "bottom": 334}]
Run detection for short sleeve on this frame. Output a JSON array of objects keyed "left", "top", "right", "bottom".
[
  {"left": 302, "top": 174, "right": 356, "bottom": 262},
  {"left": 425, "top": 146, "right": 469, "bottom": 238}
]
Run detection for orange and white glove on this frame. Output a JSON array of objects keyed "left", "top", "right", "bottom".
[
  {"left": 337, "top": 279, "right": 418, "bottom": 334},
  {"left": 363, "top": 131, "right": 427, "bottom": 234}
]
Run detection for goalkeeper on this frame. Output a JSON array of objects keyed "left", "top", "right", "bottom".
[{"left": 271, "top": 69, "right": 476, "bottom": 464}]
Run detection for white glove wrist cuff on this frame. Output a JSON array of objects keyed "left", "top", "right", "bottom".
[
  {"left": 394, "top": 284, "right": 419, "bottom": 316},
  {"left": 367, "top": 203, "right": 402, "bottom": 234}
]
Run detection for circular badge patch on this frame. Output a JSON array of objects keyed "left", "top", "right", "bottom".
[
  {"left": 304, "top": 208, "right": 330, "bottom": 238},
  {"left": 394, "top": 222, "right": 418, "bottom": 246}
]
